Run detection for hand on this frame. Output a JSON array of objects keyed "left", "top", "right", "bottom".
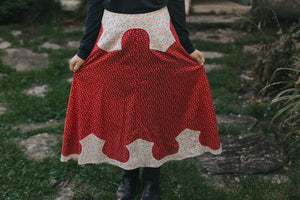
[
  {"left": 190, "top": 49, "right": 205, "bottom": 65},
  {"left": 69, "top": 55, "right": 85, "bottom": 72}
]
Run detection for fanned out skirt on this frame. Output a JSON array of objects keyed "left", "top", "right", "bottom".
[{"left": 60, "top": 6, "right": 222, "bottom": 170}]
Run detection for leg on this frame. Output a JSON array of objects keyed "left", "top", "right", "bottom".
[
  {"left": 116, "top": 168, "right": 140, "bottom": 200},
  {"left": 140, "top": 167, "right": 161, "bottom": 200}
]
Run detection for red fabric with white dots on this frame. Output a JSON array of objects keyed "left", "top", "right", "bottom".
[{"left": 61, "top": 8, "right": 221, "bottom": 169}]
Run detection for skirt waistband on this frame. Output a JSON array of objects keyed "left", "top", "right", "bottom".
[{"left": 98, "top": 6, "right": 176, "bottom": 53}]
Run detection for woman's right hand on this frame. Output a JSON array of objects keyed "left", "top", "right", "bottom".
[{"left": 69, "top": 55, "right": 85, "bottom": 72}]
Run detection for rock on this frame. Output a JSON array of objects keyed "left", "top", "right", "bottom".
[
  {"left": 216, "top": 113, "right": 257, "bottom": 130},
  {"left": 185, "top": 0, "right": 192, "bottom": 15},
  {"left": 24, "top": 84, "right": 48, "bottom": 97},
  {"left": 240, "top": 70, "right": 254, "bottom": 82},
  {"left": 202, "top": 51, "right": 225, "bottom": 59},
  {"left": 60, "top": 0, "right": 80, "bottom": 11},
  {"left": 62, "top": 26, "right": 84, "bottom": 33},
  {"left": 191, "top": 0, "right": 251, "bottom": 15},
  {"left": 15, "top": 133, "right": 61, "bottom": 160},
  {"left": 11, "top": 30, "right": 22, "bottom": 38},
  {"left": 189, "top": 28, "right": 248, "bottom": 43},
  {"left": 41, "top": 42, "right": 62, "bottom": 50},
  {"left": 67, "top": 77, "right": 73, "bottom": 83},
  {"left": 55, "top": 179, "right": 76, "bottom": 200},
  {"left": 204, "top": 64, "right": 224, "bottom": 72},
  {"left": 0, "top": 73, "right": 7, "bottom": 79},
  {"left": 260, "top": 174, "right": 290, "bottom": 184},
  {"left": 0, "top": 103, "right": 7, "bottom": 115},
  {"left": 0, "top": 38, "right": 11, "bottom": 49},
  {"left": 187, "top": 15, "right": 242, "bottom": 25},
  {"left": 1, "top": 48, "right": 49, "bottom": 71},
  {"left": 66, "top": 41, "right": 79, "bottom": 49},
  {"left": 196, "top": 133, "right": 286, "bottom": 174},
  {"left": 13, "top": 118, "right": 65, "bottom": 133},
  {"left": 243, "top": 45, "right": 259, "bottom": 53}
]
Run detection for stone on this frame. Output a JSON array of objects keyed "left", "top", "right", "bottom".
[
  {"left": 185, "top": 0, "right": 192, "bottom": 15},
  {"left": 217, "top": 113, "right": 257, "bottom": 130},
  {"left": 202, "top": 51, "right": 225, "bottom": 59},
  {"left": 204, "top": 64, "right": 224, "bottom": 72},
  {"left": 187, "top": 15, "right": 243, "bottom": 25},
  {"left": 41, "top": 42, "right": 62, "bottom": 50},
  {"left": 67, "top": 41, "right": 79, "bottom": 49},
  {"left": 13, "top": 118, "right": 65, "bottom": 133},
  {"left": 0, "top": 103, "right": 7, "bottom": 115},
  {"left": 0, "top": 38, "right": 11, "bottom": 49},
  {"left": 55, "top": 179, "right": 76, "bottom": 200},
  {"left": 0, "top": 73, "right": 7, "bottom": 79},
  {"left": 189, "top": 28, "right": 248, "bottom": 43},
  {"left": 60, "top": 0, "right": 80, "bottom": 11},
  {"left": 24, "top": 84, "right": 48, "bottom": 97},
  {"left": 191, "top": 0, "right": 251, "bottom": 15},
  {"left": 1, "top": 48, "right": 49, "bottom": 71},
  {"left": 196, "top": 133, "right": 286, "bottom": 174},
  {"left": 260, "top": 174, "right": 290, "bottom": 184},
  {"left": 11, "top": 30, "right": 22, "bottom": 38},
  {"left": 15, "top": 133, "right": 62, "bottom": 160},
  {"left": 243, "top": 45, "right": 259, "bottom": 53},
  {"left": 67, "top": 77, "right": 73, "bottom": 83},
  {"left": 240, "top": 70, "right": 254, "bottom": 82}
]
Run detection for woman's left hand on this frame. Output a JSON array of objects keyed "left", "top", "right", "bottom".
[{"left": 190, "top": 49, "right": 205, "bottom": 65}]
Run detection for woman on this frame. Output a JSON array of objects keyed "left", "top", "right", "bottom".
[{"left": 61, "top": 0, "right": 222, "bottom": 199}]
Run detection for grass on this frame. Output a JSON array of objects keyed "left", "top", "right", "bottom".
[{"left": 0, "top": 23, "right": 299, "bottom": 200}]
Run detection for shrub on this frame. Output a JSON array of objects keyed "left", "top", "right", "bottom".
[
  {"left": 236, "top": 0, "right": 281, "bottom": 32},
  {"left": 76, "top": 0, "right": 88, "bottom": 21},
  {"left": 260, "top": 21, "right": 300, "bottom": 137},
  {"left": 0, "top": 0, "right": 62, "bottom": 25},
  {"left": 26, "top": 0, "right": 62, "bottom": 25},
  {"left": 0, "top": 0, "right": 30, "bottom": 23}
]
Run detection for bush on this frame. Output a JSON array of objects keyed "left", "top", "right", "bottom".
[
  {"left": 260, "top": 21, "right": 300, "bottom": 137},
  {"left": 0, "top": 0, "right": 62, "bottom": 25},
  {"left": 237, "top": 0, "right": 281, "bottom": 32},
  {"left": 26, "top": 0, "right": 62, "bottom": 25},
  {"left": 76, "top": 0, "right": 88, "bottom": 21},
  {"left": 0, "top": 0, "right": 30, "bottom": 23}
]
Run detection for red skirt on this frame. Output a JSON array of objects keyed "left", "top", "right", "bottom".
[{"left": 61, "top": 6, "right": 222, "bottom": 170}]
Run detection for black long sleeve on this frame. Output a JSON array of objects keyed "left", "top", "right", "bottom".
[
  {"left": 77, "top": 0, "right": 104, "bottom": 60},
  {"left": 77, "top": 0, "right": 195, "bottom": 60},
  {"left": 167, "top": 0, "right": 195, "bottom": 54}
]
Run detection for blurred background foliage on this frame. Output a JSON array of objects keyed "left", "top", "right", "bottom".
[{"left": 0, "top": 0, "right": 62, "bottom": 25}]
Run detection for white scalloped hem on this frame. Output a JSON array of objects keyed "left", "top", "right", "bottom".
[{"left": 60, "top": 129, "right": 222, "bottom": 170}]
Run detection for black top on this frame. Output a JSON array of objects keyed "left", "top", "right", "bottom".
[{"left": 78, "top": 0, "right": 195, "bottom": 60}]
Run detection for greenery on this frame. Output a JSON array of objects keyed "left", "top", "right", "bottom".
[
  {"left": 236, "top": 0, "right": 281, "bottom": 32},
  {"left": 0, "top": 0, "right": 62, "bottom": 25},
  {"left": 257, "top": 21, "right": 300, "bottom": 140}
]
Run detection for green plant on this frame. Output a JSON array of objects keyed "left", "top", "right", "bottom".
[
  {"left": 259, "top": 22, "right": 300, "bottom": 137},
  {"left": 76, "top": 0, "right": 88, "bottom": 21},
  {"left": 26, "top": 0, "right": 62, "bottom": 25},
  {"left": 0, "top": 0, "right": 62, "bottom": 25},
  {"left": 0, "top": 0, "right": 30, "bottom": 23},
  {"left": 235, "top": 0, "right": 281, "bottom": 33}
]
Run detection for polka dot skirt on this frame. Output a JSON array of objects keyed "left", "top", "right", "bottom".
[{"left": 61, "top": 6, "right": 222, "bottom": 170}]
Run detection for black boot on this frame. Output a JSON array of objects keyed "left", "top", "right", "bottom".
[
  {"left": 140, "top": 167, "right": 161, "bottom": 200},
  {"left": 116, "top": 168, "right": 140, "bottom": 200}
]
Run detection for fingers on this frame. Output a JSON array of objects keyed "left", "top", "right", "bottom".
[
  {"left": 197, "top": 51, "right": 205, "bottom": 65},
  {"left": 69, "top": 59, "right": 76, "bottom": 72},
  {"left": 190, "top": 50, "right": 205, "bottom": 65},
  {"left": 69, "top": 55, "right": 85, "bottom": 72}
]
